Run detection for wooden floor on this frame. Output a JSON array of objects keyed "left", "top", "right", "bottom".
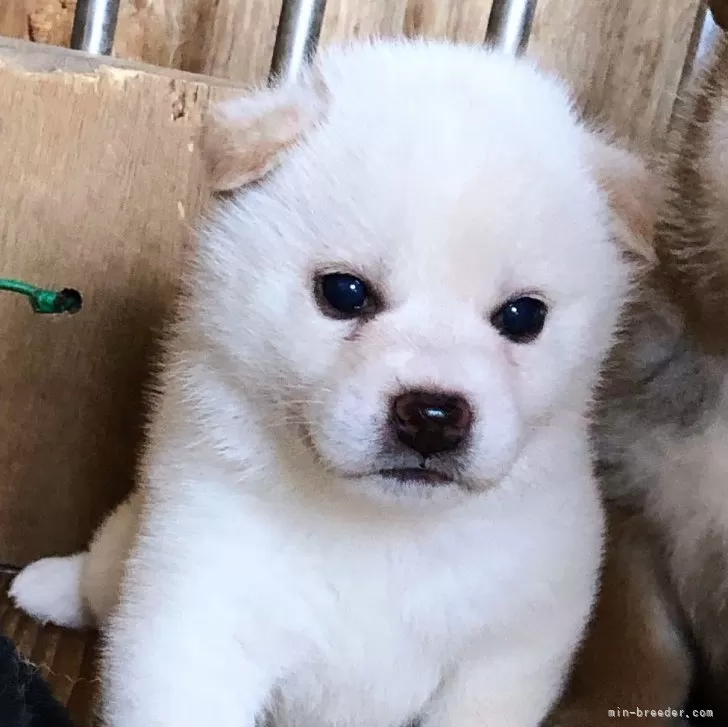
[{"left": 0, "top": 572, "right": 99, "bottom": 727}]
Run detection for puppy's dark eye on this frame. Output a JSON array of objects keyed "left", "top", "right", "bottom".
[
  {"left": 490, "top": 296, "right": 547, "bottom": 343},
  {"left": 315, "top": 273, "right": 377, "bottom": 319}
]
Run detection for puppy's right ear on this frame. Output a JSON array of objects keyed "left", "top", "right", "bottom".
[{"left": 200, "top": 72, "right": 329, "bottom": 193}]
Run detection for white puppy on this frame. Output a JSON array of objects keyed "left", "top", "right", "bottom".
[{"left": 12, "top": 39, "right": 654, "bottom": 727}]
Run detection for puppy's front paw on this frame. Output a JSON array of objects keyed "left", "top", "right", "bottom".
[{"left": 10, "top": 554, "right": 90, "bottom": 628}]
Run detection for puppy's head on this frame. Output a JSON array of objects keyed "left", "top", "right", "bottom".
[{"left": 196, "top": 41, "right": 654, "bottom": 496}]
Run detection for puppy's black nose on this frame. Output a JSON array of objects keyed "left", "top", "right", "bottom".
[{"left": 391, "top": 390, "right": 473, "bottom": 457}]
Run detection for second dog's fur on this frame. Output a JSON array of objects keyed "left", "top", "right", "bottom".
[
  {"left": 548, "top": 33, "right": 728, "bottom": 727},
  {"left": 12, "top": 39, "right": 653, "bottom": 727}
]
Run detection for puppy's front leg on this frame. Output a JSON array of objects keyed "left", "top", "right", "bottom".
[
  {"left": 100, "top": 505, "right": 279, "bottom": 727},
  {"left": 421, "top": 652, "right": 568, "bottom": 727}
]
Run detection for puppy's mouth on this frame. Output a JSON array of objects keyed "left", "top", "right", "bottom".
[
  {"left": 295, "top": 417, "right": 461, "bottom": 487},
  {"left": 377, "top": 467, "right": 454, "bottom": 485}
]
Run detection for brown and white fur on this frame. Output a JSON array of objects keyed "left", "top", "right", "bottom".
[
  {"left": 11, "top": 39, "right": 653, "bottom": 727},
  {"left": 548, "top": 31, "right": 728, "bottom": 726}
]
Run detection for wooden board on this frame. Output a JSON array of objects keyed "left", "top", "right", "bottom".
[
  {"left": 0, "top": 1, "right": 707, "bottom": 151},
  {"left": 0, "top": 0, "right": 172, "bottom": 66},
  {"left": 531, "top": 0, "right": 705, "bottom": 152},
  {"left": 0, "top": 1, "right": 707, "bottom": 149},
  {"left": 0, "top": 37, "right": 241, "bottom": 564}
]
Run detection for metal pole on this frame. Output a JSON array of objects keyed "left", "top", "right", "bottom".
[
  {"left": 484, "top": 0, "right": 538, "bottom": 56},
  {"left": 269, "top": 0, "right": 328, "bottom": 84},
  {"left": 70, "top": 0, "right": 121, "bottom": 55}
]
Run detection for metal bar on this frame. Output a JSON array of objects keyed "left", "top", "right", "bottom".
[
  {"left": 269, "top": 0, "right": 328, "bottom": 84},
  {"left": 484, "top": 0, "right": 538, "bottom": 56},
  {"left": 70, "top": 0, "right": 121, "bottom": 56},
  {"left": 697, "top": 4, "right": 720, "bottom": 63}
]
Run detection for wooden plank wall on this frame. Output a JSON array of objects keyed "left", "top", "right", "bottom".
[
  {"left": 0, "top": 1, "right": 711, "bottom": 563},
  {"left": 0, "top": 1, "right": 707, "bottom": 149},
  {"left": 0, "top": 39, "right": 239, "bottom": 563}
]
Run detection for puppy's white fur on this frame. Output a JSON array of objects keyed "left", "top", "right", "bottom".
[{"left": 12, "top": 39, "right": 649, "bottom": 727}]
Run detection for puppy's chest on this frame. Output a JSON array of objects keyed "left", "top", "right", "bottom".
[
  {"left": 274, "top": 618, "right": 440, "bottom": 727},
  {"left": 267, "top": 526, "right": 506, "bottom": 726}
]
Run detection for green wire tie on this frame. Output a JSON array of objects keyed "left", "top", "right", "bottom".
[{"left": 0, "top": 278, "right": 82, "bottom": 315}]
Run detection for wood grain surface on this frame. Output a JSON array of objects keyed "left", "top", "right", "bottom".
[
  {"left": 0, "top": 38, "right": 240, "bottom": 563},
  {"left": 0, "top": 1, "right": 707, "bottom": 149},
  {"left": 531, "top": 0, "right": 704, "bottom": 151}
]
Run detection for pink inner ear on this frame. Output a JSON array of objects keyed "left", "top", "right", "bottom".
[
  {"left": 201, "top": 104, "right": 301, "bottom": 192},
  {"left": 590, "top": 141, "right": 660, "bottom": 263},
  {"left": 200, "top": 72, "right": 330, "bottom": 193}
]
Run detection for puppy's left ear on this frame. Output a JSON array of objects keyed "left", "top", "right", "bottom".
[
  {"left": 589, "top": 138, "right": 661, "bottom": 264},
  {"left": 200, "top": 71, "right": 329, "bottom": 193}
]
